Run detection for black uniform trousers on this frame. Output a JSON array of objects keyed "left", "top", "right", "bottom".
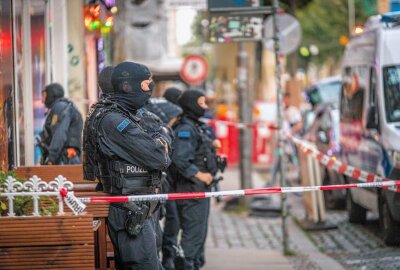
[
  {"left": 175, "top": 198, "right": 210, "bottom": 270},
  {"left": 162, "top": 200, "right": 180, "bottom": 259},
  {"left": 199, "top": 198, "right": 210, "bottom": 267},
  {"left": 107, "top": 205, "right": 164, "bottom": 270}
]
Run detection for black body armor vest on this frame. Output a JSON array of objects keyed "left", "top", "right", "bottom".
[
  {"left": 82, "top": 100, "right": 162, "bottom": 195},
  {"left": 193, "top": 122, "right": 218, "bottom": 176}
]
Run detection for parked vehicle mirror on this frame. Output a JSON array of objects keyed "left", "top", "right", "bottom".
[
  {"left": 317, "top": 130, "right": 329, "bottom": 144},
  {"left": 366, "top": 106, "right": 378, "bottom": 129}
]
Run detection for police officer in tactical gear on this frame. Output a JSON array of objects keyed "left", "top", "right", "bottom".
[
  {"left": 83, "top": 61, "right": 171, "bottom": 270},
  {"left": 163, "top": 87, "right": 182, "bottom": 105},
  {"left": 98, "top": 65, "right": 115, "bottom": 98},
  {"left": 82, "top": 66, "right": 114, "bottom": 192},
  {"left": 38, "top": 83, "right": 83, "bottom": 165},
  {"left": 144, "top": 96, "right": 182, "bottom": 263},
  {"left": 158, "top": 88, "right": 184, "bottom": 270},
  {"left": 171, "top": 90, "right": 219, "bottom": 270}
]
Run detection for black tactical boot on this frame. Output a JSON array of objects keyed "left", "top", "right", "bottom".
[{"left": 162, "top": 257, "right": 175, "bottom": 270}]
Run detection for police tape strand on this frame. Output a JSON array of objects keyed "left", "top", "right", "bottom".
[
  {"left": 60, "top": 180, "right": 400, "bottom": 215},
  {"left": 200, "top": 118, "right": 278, "bottom": 130},
  {"left": 287, "top": 134, "right": 400, "bottom": 192}
]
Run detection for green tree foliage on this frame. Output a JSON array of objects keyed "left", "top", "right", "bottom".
[
  {"left": 296, "top": 0, "right": 377, "bottom": 66},
  {"left": 262, "top": 0, "right": 312, "bottom": 12},
  {"left": 189, "top": 11, "right": 208, "bottom": 47}
]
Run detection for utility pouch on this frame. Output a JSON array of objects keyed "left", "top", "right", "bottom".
[
  {"left": 216, "top": 156, "right": 228, "bottom": 173},
  {"left": 108, "top": 167, "right": 123, "bottom": 190},
  {"left": 123, "top": 202, "right": 149, "bottom": 237}
]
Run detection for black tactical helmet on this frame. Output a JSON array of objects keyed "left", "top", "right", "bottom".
[
  {"left": 98, "top": 66, "right": 114, "bottom": 96},
  {"left": 145, "top": 98, "right": 183, "bottom": 124},
  {"left": 163, "top": 87, "right": 182, "bottom": 105},
  {"left": 43, "top": 83, "right": 64, "bottom": 108}
]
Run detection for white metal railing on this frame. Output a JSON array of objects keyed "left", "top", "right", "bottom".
[{"left": 0, "top": 175, "right": 74, "bottom": 217}]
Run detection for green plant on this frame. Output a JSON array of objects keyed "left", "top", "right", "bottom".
[
  {"left": 0, "top": 171, "right": 58, "bottom": 216},
  {"left": 40, "top": 196, "right": 59, "bottom": 216}
]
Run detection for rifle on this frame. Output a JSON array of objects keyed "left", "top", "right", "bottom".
[{"left": 210, "top": 176, "right": 224, "bottom": 186}]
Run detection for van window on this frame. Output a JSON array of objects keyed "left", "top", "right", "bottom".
[{"left": 383, "top": 65, "right": 400, "bottom": 123}]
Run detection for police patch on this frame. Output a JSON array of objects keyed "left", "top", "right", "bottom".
[
  {"left": 117, "top": 119, "right": 131, "bottom": 132},
  {"left": 51, "top": 115, "right": 58, "bottom": 126},
  {"left": 178, "top": 131, "right": 190, "bottom": 138}
]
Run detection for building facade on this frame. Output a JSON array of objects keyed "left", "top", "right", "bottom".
[{"left": 0, "top": 0, "right": 115, "bottom": 171}]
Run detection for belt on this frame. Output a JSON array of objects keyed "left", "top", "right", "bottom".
[
  {"left": 111, "top": 201, "right": 159, "bottom": 218},
  {"left": 111, "top": 161, "right": 150, "bottom": 176}
]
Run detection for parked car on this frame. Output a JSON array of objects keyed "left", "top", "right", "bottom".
[
  {"left": 305, "top": 76, "right": 342, "bottom": 108},
  {"left": 303, "top": 105, "right": 345, "bottom": 209},
  {"left": 340, "top": 12, "right": 400, "bottom": 246},
  {"left": 302, "top": 76, "right": 345, "bottom": 209}
]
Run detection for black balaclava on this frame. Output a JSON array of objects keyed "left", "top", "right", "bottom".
[
  {"left": 98, "top": 66, "right": 114, "bottom": 97},
  {"left": 43, "top": 83, "right": 64, "bottom": 108},
  {"left": 163, "top": 87, "right": 182, "bottom": 105},
  {"left": 110, "top": 61, "right": 155, "bottom": 113},
  {"left": 178, "top": 89, "right": 205, "bottom": 120}
]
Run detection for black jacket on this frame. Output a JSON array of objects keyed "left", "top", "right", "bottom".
[
  {"left": 172, "top": 116, "right": 216, "bottom": 192},
  {"left": 98, "top": 109, "right": 171, "bottom": 172},
  {"left": 40, "top": 98, "right": 83, "bottom": 164}
]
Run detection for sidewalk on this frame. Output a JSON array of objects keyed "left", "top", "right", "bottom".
[
  {"left": 204, "top": 249, "right": 291, "bottom": 270},
  {"left": 202, "top": 166, "right": 345, "bottom": 270},
  {"left": 203, "top": 167, "right": 293, "bottom": 270}
]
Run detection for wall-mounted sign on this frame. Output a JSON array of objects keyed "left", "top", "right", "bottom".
[
  {"left": 208, "top": 0, "right": 259, "bottom": 10},
  {"left": 166, "top": 0, "right": 206, "bottom": 9},
  {"left": 208, "top": 15, "right": 263, "bottom": 43}
]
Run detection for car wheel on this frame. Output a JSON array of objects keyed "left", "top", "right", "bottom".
[
  {"left": 347, "top": 190, "right": 366, "bottom": 223},
  {"left": 380, "top": 197, "right": 400, "bottom": 246}
]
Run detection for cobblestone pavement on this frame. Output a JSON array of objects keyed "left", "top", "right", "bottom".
[
  {"left": 206, "top": 201, "right": 322, "bottom": 269},
  {"left": 254, "top": 166, "right": 400, "bottom": 269},
  {"left": 206, "top": 204, "right": 283, "bottom": 250},
  {"left": 289, "top": 195, "right": 400, "bottom": 270}
]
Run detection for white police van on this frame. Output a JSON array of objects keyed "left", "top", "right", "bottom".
[{"left": 340, "top": 12, "right": 400, "bottom": 245}]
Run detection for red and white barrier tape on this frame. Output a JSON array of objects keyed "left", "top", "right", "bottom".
[
  {"left": 288, "top": 134, "right": 400, "bottom": 192},
  {"left": 61, "top": 180, "right": 400, "bottom": 215},
  {"left": 200, "top": 118, "right": 278, "bottom": 130}
]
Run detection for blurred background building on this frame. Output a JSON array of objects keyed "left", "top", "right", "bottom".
[{"left": 1, "top": 0, "right": 398, "bottom": 171}]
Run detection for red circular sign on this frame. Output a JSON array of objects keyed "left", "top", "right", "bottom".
[{"left": 180, "top": 54, "right": 208, "bottom": 85}]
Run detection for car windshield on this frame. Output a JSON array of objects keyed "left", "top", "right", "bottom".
[
  {"left": 383, "top": 65, "right": 400, "bottom": 123},
  {"left": 307, "top": 80, "right": 342, "bottom": 107},
  {"left": 317, "top": 81, "right": 342, "bottom": 106}
]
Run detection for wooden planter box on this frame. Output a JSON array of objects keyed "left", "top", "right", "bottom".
[
  {"left": 13, "top": 165, "right": 115, "bottom": 269},
  {"left": 0, "top": 215, "right": 95, "bottom": 269}
]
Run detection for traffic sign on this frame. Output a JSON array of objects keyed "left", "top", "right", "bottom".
[
  {"left": 264, "top": 13, "right": 301, "bottom": 55},
  {"left": 180, "top": 54, "right": 208, "bottom": 85}
]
